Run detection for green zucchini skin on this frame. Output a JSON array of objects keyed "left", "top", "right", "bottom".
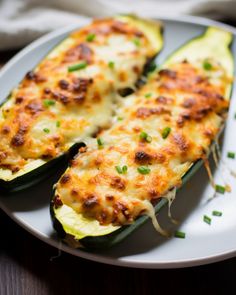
[
  {"left": 51, "top": 26, "right": 234, "bottom": 250},
  {"left": 0, "top": 143, "right": 83, "bottom": 193}
]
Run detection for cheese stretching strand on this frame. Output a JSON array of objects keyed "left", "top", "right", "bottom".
[
  {"left": 0, "top": 17, "right": 161, "bottom": 181},
  {"left": 54, "top": 60, "right": 230, "bottom": 227}
]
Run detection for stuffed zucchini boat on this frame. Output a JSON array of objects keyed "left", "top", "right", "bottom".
[
  {"left": 0, "top": 15, "right": 163, "bottom": 191},
  {"left": 51, "top": 26, "right": 234, "bottom": 249}
]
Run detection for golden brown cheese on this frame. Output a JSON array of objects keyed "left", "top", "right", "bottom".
[
  {"left": 0, "top": 18, "right": 158, "bottom": 179},
  {"left": 55, "top": 60, "right": 229, "bottom": 226}
]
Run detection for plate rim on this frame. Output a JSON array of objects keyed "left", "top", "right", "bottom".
[{"left": 0, "top": 14, "right": 236, "bottom": 269}]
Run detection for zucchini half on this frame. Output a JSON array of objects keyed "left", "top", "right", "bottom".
[
  {"left": 51, "top": 26, "right": 234, "bottom": 249},
  {"left": 0, "top": 15, "right": 163, "bottom": 192}
]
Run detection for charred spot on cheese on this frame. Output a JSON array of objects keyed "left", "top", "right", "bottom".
[
  {"left": 11, "top": 125, "right": 28, "bottom": 147},
  {"left": 135, "top": 150, "right": 152, "bottom": 164},
  {"left": 64, "top": 43, "right": 93, "bottom": 64},
  {"left": 25, "top": 101, "right": 43, "bottom": 115},
  {"left": 25, "top": 71, "right": 47, "bottom": 83},
  {"left": 60, "top": 174, "right": 71, "bottom": 184},
  {"left": 25, "top": 71, "right": 37, "bottom": 80},
  {"left": 156, "top": 95, "right": 173, "bottom": 105},
  {"left": 111, "top": 20, "right": 135, "bottom": 34},
  {"left": 83, "top": 194, "right": 98, "bottom": 209},
  {"left": 159, "top": 69, "right": 177, "bottom": 79},
  {"left": 15, "top": 96, "right": 24, "bottom": 104},
  {"left": 113, "top": 201, "right": 131, "bottom": 219},
  {"left": 58, "top": 79, "right": 69, "bottom": 90},
  {"left": 2, "top": 126, "right": 11, "bottom": 134},
  {"left": 136, "top": 106, "right": 170, "bottom": 118},
  {"left": 53, "top": 195, "right": 63, "bottom": 209},
  {"left": 106, "top": 195, "right": 115, "bottom": 201},
  {"left": 72, "top": 77, "right": 93, "bottom": 92},
  {"left": 182, "top": 97, "right": 196, "bottom": 108},
  {"left": 171, "top": 133, "right": 189, "bottom": 153},
  {"left": 71, "top": 188, "right": 79, "bottom": 197},
  {"left": 110, "top": 176, "right": 126, "bottom": 191},
  {"left": 43, "top": 88, "right": 51, "bottom": 94}
]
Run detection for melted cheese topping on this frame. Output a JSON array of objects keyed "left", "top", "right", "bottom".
[
  {"left": 55, "top": 60, "right": 230, "bottom": 227},
  {"left": 0, "top": 17, "right": 159, "bottom": 180}
]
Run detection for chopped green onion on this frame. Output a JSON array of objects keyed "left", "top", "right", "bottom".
[
  {"left": 145, "top": 93, "right": 152, "bottom": 98},
  {"left": 122, "top": 165, "right": 128, "bottom": 174},
  {"left": 174, "top": 231, "right": 186, "bottom": 239},
  {"left": 203, "top": 215, "right": 211, "bottom": 225},
  {"left": 115, "top": 166, "right": 123, "bottom": 174},
  {"left": 117, "top": 116, "right": 123, "bottom": 121},
  {"left": 108, "top": 61, "right": 115, "bottom": 69},
  {"left": 115, "top": 165, "right": 128, "bottom": 174},
  {"left": 86, "top": 33, "right": 96, "bottom": 42},
  {"left": 97, "top": 137, "right": 104, "bottom": 148},
  {"left": 140, "top": 131, "right": 147, "bottom": 140},
  {"left": 56, "top": 121, "right": 61, "bottom": 128},
  {"left": 203, "top": 60, "right": 213, "bottom": 71},
  {"left": 212, "top": 210, "right": 223, "bottom": 217},
  {"left": 68, "top": 61, "right": 87, "bottom": 72},
  {"left": 43, "top": 128, "right": 50, "bottom": 134},
  {"left": 43, "top": 99, "right": 55, "bottom": 107},
  {"left": 137, "top": 166, "right": 151, "bottom": 175},
  {"left": 227, "top": 151, "right": 235, "bottom": 159},
  {"left": 139, "top": 131, "right": 152, "bottom": 143},
  {"left": 162, "top": 127, "right": 171, "bottom": 139},
  {"left": 215, "top": 184, "right": 225, "bottom": 194},
  {"left": 133, "top": 38, "right": 141, "bottom": 47}
]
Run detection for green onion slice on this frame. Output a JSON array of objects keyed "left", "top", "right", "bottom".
[
  {"left": 162, "top": 127, "right": 171, "bottom": 139},
  {"left": 203, "top": 60, "right": 213, "bottom": 71},
  {"left": 122, "top": 165, "right": 128, "bottom": 174},
  {"left": 43, "top": 128, "right": 50, "bottom": 133},
  {"left": 97, "top": 138, "right": 104, "bottom": 148},
  {"left": 174, "top": 231, "right": 186, "bottom": 239},
  {"left": 227, "top": 152, "right": 235, "bottom": 159},
  {"left": 86, "top": 33, "right": 96, "bottom": 42},
  {"left": 115, "top": 166, "right": 122, "bottom": 174},
  {"left": 68, "top": 61, "right": 87, "bottom": 72},
  {"left": 203, "top": 215, "right": 211, "bottom": 225},
  {"left": 137, "top": 166, "right": 151, "bottom": 175},
  {"left": 215, "top": 184, "right": 225, "bottom": 194},
  {"left": 133, "top": 38, "right": 140, "bottom": 47},
  {"left": 108, "top": 61, "right": 115, "bottom": 69},
  {"left": 212, "top": 210, "right": 223, "bottom": 217},
  {"left": 115, "top": 165, "right": 128, "bottom": 174},
  {"left": 140, "top": 131, "right": 152, "bottom": 143},
  {"left": 43, "top": 99, "right": 55, "bottom": 107},
  {"left": 145, "top": 93, "right": 152, "bottom": 98}
]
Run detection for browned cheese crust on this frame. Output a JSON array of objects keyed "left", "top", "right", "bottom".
[
  {"left": 0, "top": 18, "right": 156, "bottom": 176},
  {"left": 55, "top": 61, "right": 229, "bottom": 226}
]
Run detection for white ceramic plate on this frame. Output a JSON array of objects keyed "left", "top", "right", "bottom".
[{"left": 0, "top": 15, "right": 236, "bottom": 269}]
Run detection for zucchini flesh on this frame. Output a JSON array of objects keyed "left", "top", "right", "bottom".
[
  {"left": 0, "top": 16, "right": 163, "bottom": 191},
  {"left": 52, "top": 26, "right": 234, "bottom": 249}
]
